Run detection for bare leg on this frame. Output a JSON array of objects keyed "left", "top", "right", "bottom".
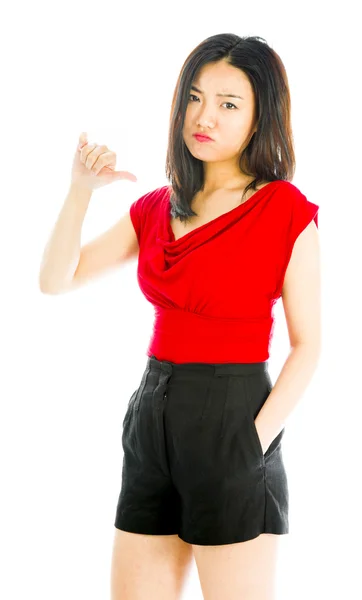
[
  {"left": 110, "top": 528, "right": 194, "bottom": 600},
  {"left": 193, "top": 533, "right": 280, "bottom": 600}
]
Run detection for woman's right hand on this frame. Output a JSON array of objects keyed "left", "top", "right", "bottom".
[{"left": 71, "top": 131, "right": 137, "bottom": 191}]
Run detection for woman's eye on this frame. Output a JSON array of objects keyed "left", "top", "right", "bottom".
[
  {"left": 224, "top": 102, "right": 237, "bottom": 110},
  {"left": 188, "top": 94, "right": 237, "bottom": 110}
]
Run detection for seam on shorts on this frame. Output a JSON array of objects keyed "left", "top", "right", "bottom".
[
  {"left": 200, "top": 379, "right": 212, "bottom": 421},
  {"left": 242, "top": 376, "right": 266, "bottom": 468},
  {"left": 219, "top": 376, "right": 233, "bottom": 439}
]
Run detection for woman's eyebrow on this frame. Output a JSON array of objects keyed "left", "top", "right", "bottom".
[{"left": 190, "top": 85, "right": 244, "bottom": 100}]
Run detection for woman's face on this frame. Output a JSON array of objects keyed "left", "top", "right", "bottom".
[{"left": 182, "top": 60, "right": 257, "bottom": 165}]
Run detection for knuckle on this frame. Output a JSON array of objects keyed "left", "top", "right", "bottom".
[{"left": 84, "top": 142, "right": 96, "bottom": 153}]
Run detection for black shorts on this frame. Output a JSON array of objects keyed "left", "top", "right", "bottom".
[{"left": 114, "top": 354, "right": 289, "bottom": 546}]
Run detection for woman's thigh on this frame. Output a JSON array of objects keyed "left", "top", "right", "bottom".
[
  {"left": 110, "top": 528, "right": 193, "bottom": 600},
  {"left": 192, "top": 532, "right": 280, "bottom": 600}
]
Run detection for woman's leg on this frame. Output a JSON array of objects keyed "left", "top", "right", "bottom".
[{"left": 193, "top": 532, "right": 280, "bottom": 600}]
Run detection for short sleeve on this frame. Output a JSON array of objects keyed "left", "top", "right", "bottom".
[
  {"left": 128, "top": 186, "right": 167, "bottom": 246},
  {"left": 129, "top": 196, "right": 143, "bottom": 245},
  {"left": 287, "top": 192, "right": 319, "bottom": 253},
  {"left": 274, "top": 191, "right": 319, "bottom": 298}
]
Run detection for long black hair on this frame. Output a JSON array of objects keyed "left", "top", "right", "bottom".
[{"left": 165, "top": 33, "right": 296, "bottom": 223}]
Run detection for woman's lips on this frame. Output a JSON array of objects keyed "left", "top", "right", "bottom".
[{"left": 193, "top": 134, "right": 213, "bottom": 142}]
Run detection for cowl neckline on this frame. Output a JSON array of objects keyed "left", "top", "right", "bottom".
[{"left": 157, "top": 180, "right": 282, "bottom": 249}]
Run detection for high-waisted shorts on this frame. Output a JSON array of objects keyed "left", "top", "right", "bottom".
[{"left": 114, "top": 354, "right": 289, "bottom": 546}]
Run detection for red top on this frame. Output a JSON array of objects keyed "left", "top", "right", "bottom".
[{"left": 129, "top": 180, "right": 319, "bottom": 364}]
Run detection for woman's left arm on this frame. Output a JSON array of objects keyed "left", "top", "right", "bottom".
[{"left": 256, "top": 219, "right": 321, "bottom": 454}]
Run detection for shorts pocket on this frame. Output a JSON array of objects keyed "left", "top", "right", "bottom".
[
  {"left": 122, "top": 389, "right": 137, "bottom": 429},
  {"left": 243, "top": 379, "right": 266, "bottom": 465},
  {"left": 265, "top": 372, "right": 273, "bottom": 394}
]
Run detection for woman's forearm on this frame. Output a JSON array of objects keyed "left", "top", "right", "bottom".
[
  {"left": 39, "top": 184, "right": 93, "bottom": 294},
  {"left": 255, "top": 343, "right": 321, "bottom": 453}
]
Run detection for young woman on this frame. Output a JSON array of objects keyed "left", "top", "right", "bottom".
[{"left": 40, "top": 33, "right": 320, "bottom": 600}]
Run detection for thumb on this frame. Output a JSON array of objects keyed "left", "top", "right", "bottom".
[{"left": 114, "top": 170, "right": 138, "bottom": 182}]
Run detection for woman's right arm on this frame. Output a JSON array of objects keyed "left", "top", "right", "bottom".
[
  {"left": 39, "top": 133, "right": 139, "bottom": 295},
  {"left": 39, "top": 184, "right": 93, "bottom": 294},
  {"left": 39, "top": 183, "right": 139, "bottom": 295}
]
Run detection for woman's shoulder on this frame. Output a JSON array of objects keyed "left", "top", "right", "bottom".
[
  {"left": 130, "top": 184, "right": 170, "bottom": 213},
  {"left": 268, "top": 180, "right": 319, "bottom": 230},
  {"left": 266, "top": 180, "right": 312, "bottom": 211}
]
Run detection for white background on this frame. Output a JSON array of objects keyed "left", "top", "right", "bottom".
[{"left": 1, "top": 0, "right": 361, "bottom": 598}]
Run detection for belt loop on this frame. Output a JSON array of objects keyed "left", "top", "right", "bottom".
[{"left": 160, "top": 361, "right": 173, "bottom": 375}]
